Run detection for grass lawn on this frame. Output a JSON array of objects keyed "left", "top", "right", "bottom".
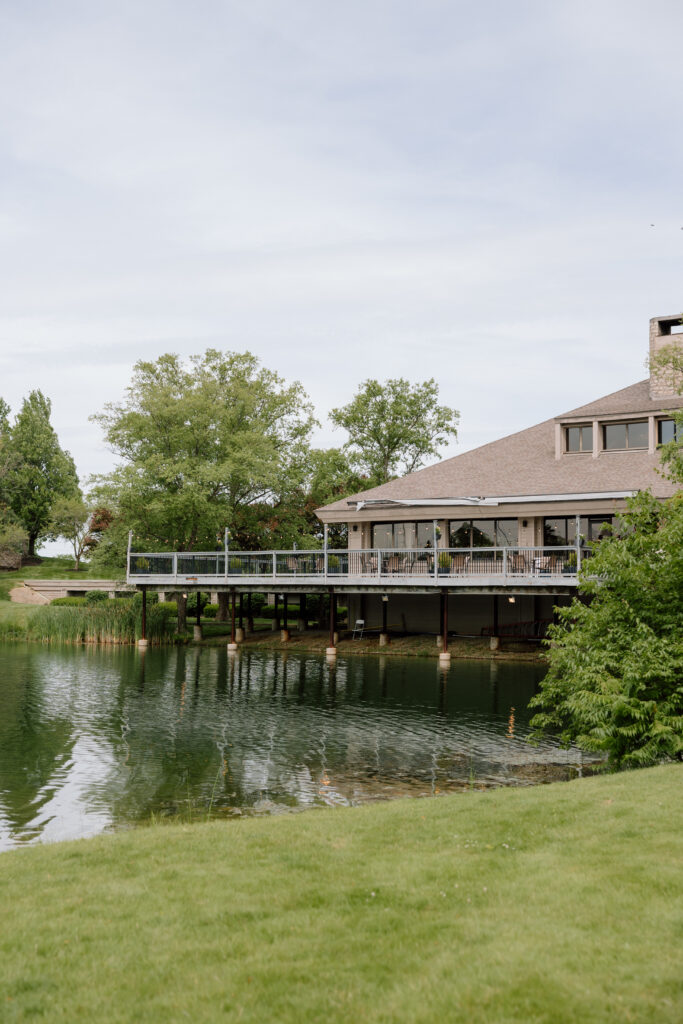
[
  {"left": 0, "top": 557, "right": 121, "bottom": 602},
  {"left": 1, "top": 765, "right": 680, "bottom": 1023}
]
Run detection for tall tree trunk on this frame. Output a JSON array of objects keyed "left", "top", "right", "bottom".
[
  {"left": 216, "top": 592, "right": 229, "bottom": 622},
  {"left": 28, "top": 532, "right": 37, "bottom": 558}
]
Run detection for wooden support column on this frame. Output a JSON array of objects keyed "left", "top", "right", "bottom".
[
  {"left": 138, "top": 585, "right": 148, "bottom": 648},
  {"left": 297, "top": 594, "right": 307, "bottom": 632},
  {"left": 437, "top": 592, "right": 444, "bottom": 647},
  {"left": 439, "top": 589, "right": 450, "bottom": 664},
  {"left": 379, "top": 595, "right": 389, "bottom": 646},
  {"left": 489, "top": 595, "right": 500, "bottom": 650},
  {"left": 228, "top": 590, "right": 238, "bottom": 651},
  {"left": 246, "top": 593, "right": 254, "bottom": 634},
  {"left": 193, "top": 589, "right": 203, "bottom": 641},
  {"left": 326, "top": 587, "right": 336, "bottom": 656},
  {"left": 235, "top": 593, "right": 244, "bottom": 642},
  {"left": 281, "top": 593, "right": 290, "bottom": 642}
]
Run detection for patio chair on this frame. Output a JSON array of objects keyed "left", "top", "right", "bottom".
[{"left": 351, "top": 619, "right": 365, "bottom": 640}]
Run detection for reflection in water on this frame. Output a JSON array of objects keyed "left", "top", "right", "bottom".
[{"left": 0, "top": 644, "right": 594, "bottom": 850}]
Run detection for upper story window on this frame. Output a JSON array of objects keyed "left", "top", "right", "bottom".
[
  {"left": 449, "top": 518, "right": 518, "bottom": 548},
  {"left": 658, "top": 418, "right": 679, "bottom": 444},
  {"left": 566, "top": 425, "right": 592, "bottom": 453},
  {"left": 603, "top": 420, "right": 648, "bottom": 451}
]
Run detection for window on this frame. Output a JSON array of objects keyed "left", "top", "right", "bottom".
[
  {"left": 372, "top": 521, "right": 434, "bottom": 549},
  {"left": 449, "top": 519, "right": 518, "bottom": 548},
  {"left": 603, "top": 421, "right": 648, "bottom": 450},
  {"left": 543, "top": 516, "right": 613, "bottom": 546},
  {"left": 566, "top": 425, "right": 592, "bottom": 453},
  {"left": 658, "top": 418, "right": 679, "bottom": 444}
]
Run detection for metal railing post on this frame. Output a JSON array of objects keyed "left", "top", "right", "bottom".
[
  {"left": 224, "top": 527, "right": 229, "bottom": 579},
  {"left": 272, "top": 551, "right": 277, "bottom": 577},
  {"left": 503, "top": 547, "right": 508, "bottom": 578},
  {"left": 173, "top": 553, "right": 178, "bottom": 582}
]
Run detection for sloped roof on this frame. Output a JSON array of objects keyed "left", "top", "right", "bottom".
[
  {"left": 318, "top": 381, "right": 680, "bottom": 515},
  {"left": 558, "top": 379, "right": 683, "bottom": 419}
]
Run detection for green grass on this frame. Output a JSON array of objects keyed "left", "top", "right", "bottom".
[
  {"left": 0, "top": 556, "right": 122, "bottom": 601},
  {"left": 1, "top": 765, "right": 680, "bottom": 1023}
]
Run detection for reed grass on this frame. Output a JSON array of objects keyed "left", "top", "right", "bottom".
[{"left": 24, "top": 600, "right": 175, "bottom": 645}]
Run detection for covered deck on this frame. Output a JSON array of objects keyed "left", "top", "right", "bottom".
[{"left": 127, "top": 544, "right": 584, "bottom": 594}]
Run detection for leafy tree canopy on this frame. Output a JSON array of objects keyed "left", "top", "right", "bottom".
[
  {"left": 0, "top": 390, "right": 79, "bottom": 556},
  {"left": 91, "top": 350, "right": 317, "bottom": 552},
  {"left": 530, "top": 490, "right": 683, "bottom": 768},
  {"left": 330, "top": 377, "right": 459, "bottom": 485}
]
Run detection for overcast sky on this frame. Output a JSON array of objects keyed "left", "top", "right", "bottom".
[{"left": 1, "top": 0, "right": 682, "bottom": 499}]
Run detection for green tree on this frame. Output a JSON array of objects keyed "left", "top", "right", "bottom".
[
  {"left": 330, "top": 377, "right": 459, "bottom": 485},
  {"left": 47, "top": 496, "right": 108, "bottom": 571},
  {"left": 91, "top": 350, "right": 317, "bottom": 555},
  {"left": 1, "top": 391, "right": 79, "bottom": 557},
  {"left": 530, "top": 490, "right": 683, "bottom": 768}
]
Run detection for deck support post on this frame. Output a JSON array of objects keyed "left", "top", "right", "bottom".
[
  {"left": 379, "top": 594, "right": 389, "bottom": 646},
  {"left": 138, "top": 585, "right": 148, "bottom": 648},
  {"left": 281, "top": 592, "right": 290, "bottom": 642},
  {"left": 439, "top": 589, "right": 450, "bottom": 664},
  {"left": 236, "top": 593, "right": 244, "bottom": 642},
  {"left": 246, "top": 593, "right": 254, "bottom": 634},
  {"left": 297, "top": 594, "right": 306, "bottom": 633},
  {"left": 228, "top": 590, "right": 238, "bottom": 651},
  {"left": 437, "top": 592, "right": 444, "bottom": 647},
  {"left": 326, "top": 587, "right": 336, "bottom": 656},
  {"left": 489, "top": 595, "right": 499, "bottom": 651},
  {"left": 193, "top": 591, "right": 203, "bottom": 641}
]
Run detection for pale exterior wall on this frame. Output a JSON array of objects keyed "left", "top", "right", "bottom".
[{"left": 347, "top": 524, "right": 363, "bottom": 549}]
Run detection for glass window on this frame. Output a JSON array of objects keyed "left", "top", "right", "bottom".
[
  {"left": 449, "top": 520, "right": 471, "bottom": 548},
  {"left": 603, "top": 421, "right": 648, "bottom": 450},
  {"left": 416, "top": 522, "right": 433, "bottom": 548},
  {"left": 604, "top": 423, "right": 627, "bottom": 450},
  {"left": 372, "top": 521, "right": 435, "bottom": 549},
  {"left": 586, "top": 516, "right": 613, "bottom": 541},
  {"left": 495, "top": 519, "right": 518, "bottom": 546},
  {"left": 471, "top": 520, "right": 495, "bottom": 547},
  {"left": 372, "top": 524, "right": 393, "bottom": 548},
  {"left": 566, "top": 425, "right": 592, "bottom": 453},
  {"left": 626, "top": 422, "right": 648, "bottom": 448},
  {"left": 544, "top": 518, "right": 567, "bottom": 545},
  {"left": 658, "top": 419, "right": 678, "bottom": 444},
  {"left": 449, "top": 519, "right": 517, "bottom": 548},
  {"left": 544, "top": 516, "right": 613, "bottom": 546}
]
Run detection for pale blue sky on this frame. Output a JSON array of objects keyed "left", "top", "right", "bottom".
[{"left": 1, "top": 0, "right": 682, "bottom": 503}]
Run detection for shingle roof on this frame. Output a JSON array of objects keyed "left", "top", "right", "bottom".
[
  {"left": 318, "top": 380, "right": 680, "bottom": 515},
  {"left": 558, "top": 380, "right": 683, "bottom": 419}
]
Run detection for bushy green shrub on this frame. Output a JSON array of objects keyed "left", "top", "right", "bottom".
[
  {"left": 51, "top": 596, "right": 87, "bottom": 606},
  {"left": 203, "top": 603, "right": 218, "bottom": 618},
  {"left": 85, "top": 590, "right": 109, "bottom": 605}
]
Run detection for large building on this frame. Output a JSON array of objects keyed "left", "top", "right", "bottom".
[{"left": 316, "top": 314, "right": 682, "bottom": 637}]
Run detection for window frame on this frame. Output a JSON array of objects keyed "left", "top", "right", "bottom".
[
  {"left": 565, "top": 424, "right": 593, "bottom": 454},
  {"left": 602, "top": 420, "right": 649, "bottom": 451}
]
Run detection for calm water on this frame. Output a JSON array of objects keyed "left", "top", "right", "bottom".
[{"left": 0, "top": 644, "right": 591, "bottom": 850}]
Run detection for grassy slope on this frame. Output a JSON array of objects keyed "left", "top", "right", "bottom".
[
  {"left": 1, "top": 765, "right": 681, "bottom": 1023},
  {"left": 0, "top": 557, "right": 121, "bottom": 601}
]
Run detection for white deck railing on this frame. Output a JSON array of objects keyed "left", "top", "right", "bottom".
[{"left": 127, "top": 546, "right": 585, "bottom": 584}]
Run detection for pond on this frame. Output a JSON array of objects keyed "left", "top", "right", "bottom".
[{"left": 0, "top": 644, "right": 593, "bottom": 850}]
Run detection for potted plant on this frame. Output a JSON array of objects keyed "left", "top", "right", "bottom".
[
  {"left": 438, "top": 552, "right": 452, "bottom": 575},
  {"left": 327, "top": 554, "right": 340, "bottom": 573},
  {"left": 562, "top": 552, "right": 577, "bottom": 575},
  {"left": 229, "top": 557, "right": 243, "bottom": 575}
]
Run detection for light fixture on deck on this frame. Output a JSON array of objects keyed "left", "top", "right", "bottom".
[{"left": 508, "top": 596, "right": 515, "bottom": 604}]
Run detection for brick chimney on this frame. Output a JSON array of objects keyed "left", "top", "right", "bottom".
[{"left": 649, "top": 314, "right": 683, "bottom": 399}]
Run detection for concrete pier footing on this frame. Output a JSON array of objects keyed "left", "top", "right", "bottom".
[
  {"left": 379, "top": 632, "right": 389, "bottom": 647},
  {"left": 193, "top": 625, "right": 203, "bottom": 641},
  {"left": 227, "top": 642, "right": 238, "bottom": 653},
  {"left": 235, "top": 627, "right": 244, "bottom": 642},
  {"left": 438, "top": 651, "right": 451, "bottom": 665},
  {"left": 137, "top": 638, "right": 148, "bottom": 649}
]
